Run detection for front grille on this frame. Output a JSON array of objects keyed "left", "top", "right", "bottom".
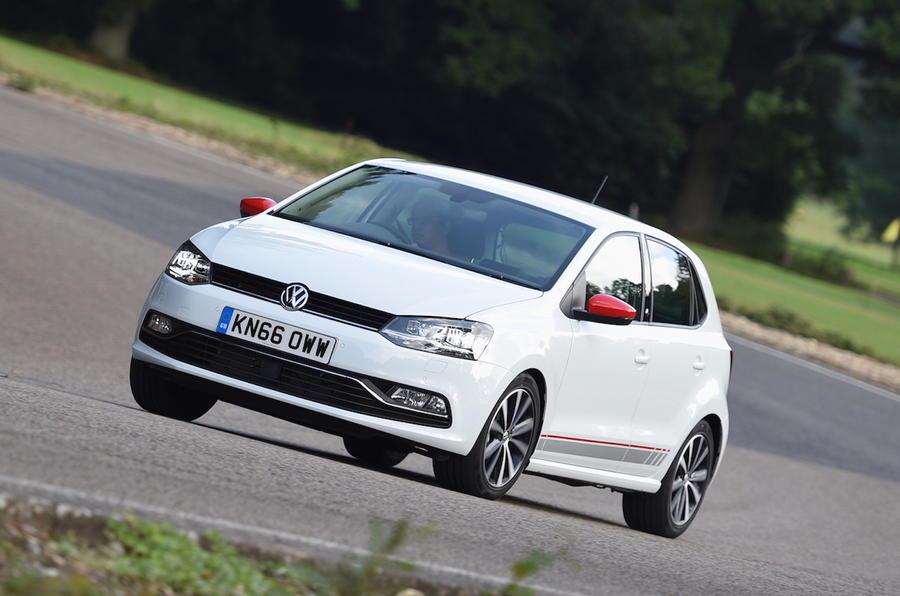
[
  {"left": 140, "top": 324, "right": 450, "bottom": 428},
  {"left": 210, "top": 264, "right": 395, "bottom": 330}
]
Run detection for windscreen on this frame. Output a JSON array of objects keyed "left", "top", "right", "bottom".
[{"left": 273, "top": 166, "right": 592, "bottom": 290}]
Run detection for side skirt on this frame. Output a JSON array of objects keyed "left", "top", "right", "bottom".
[{"left": 525, "top": 457, "right": 662, "bottom": 493}]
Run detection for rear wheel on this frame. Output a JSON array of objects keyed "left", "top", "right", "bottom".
[
  {"left": 433, "top": 374, "right": 541, "bottom": 499},
  {"left": 130, "top": 359, "right": 217, "bottom": 422},
  {"left": 622, "top": 420, "right": 715, "bottom": 538},
  {"left": 343, "top": 436, "right": 410, "bottom": 469}
]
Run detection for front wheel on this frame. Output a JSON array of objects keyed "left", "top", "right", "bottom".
[
  {"left": 433, "top": 374, "right": 541, "bottom": 499},
  {"left": 622, "top": 420, "right": 716, "bottom": 538}
]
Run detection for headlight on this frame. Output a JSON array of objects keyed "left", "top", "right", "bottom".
[
  {"left": 166, "top": 241, "right": 210, "bottom": 285},
  {"left": 380, "top": 317, "right": 493, "bottom": 360}
]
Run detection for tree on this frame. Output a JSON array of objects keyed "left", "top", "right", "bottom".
[
  {"left": 841, "top": 117, "right": 900, "bottom": 268},
  {"left": 9, "top": 0, "right": 900, "bottom": 248},
  {"left": 670, "top": 0, "right": 900, "bottom": 241},
  {"left": 89, "top": 0, "right": 156, "bottom": 63}
]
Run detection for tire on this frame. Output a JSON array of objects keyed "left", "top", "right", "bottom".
[
  {"left": 130, "top": 359, "right": 217, "bottom": 422},
  {"left": 343, "top": 436, "right": 410, "bottom": 468},
  {"left": 622, "top": 420, "right": 716, "bottom": 538},
  {"left": 433, "top": 374, "right": 542, "bottom": 499}
]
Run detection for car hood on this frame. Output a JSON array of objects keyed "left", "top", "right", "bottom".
[{"left": 194, "top": 214, "right": 542, "bottom": 319}]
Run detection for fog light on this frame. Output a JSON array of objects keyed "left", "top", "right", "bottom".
[
  {"left": 389, "top": 387, "right": 448, "bottom": 416},
  {"left": 147, "top": 313, "right": 174, "bottom": 335}
]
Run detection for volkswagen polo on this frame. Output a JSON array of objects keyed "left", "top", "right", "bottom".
[{"left": 131, "top": 159, "right": 730, "bottom": 537}]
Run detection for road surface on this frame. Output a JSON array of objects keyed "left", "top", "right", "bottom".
[{"left": 1, "top": 86, "right": 898, "bottom": 594}]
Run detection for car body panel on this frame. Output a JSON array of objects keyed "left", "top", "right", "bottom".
[
  {"left": 534, "top": 317, "right": 651, "bottom": 474},
  {"left": 134, "top": 274, "right": 512, "bottom": 454},
  {"left": 132, "top": 159, "right": 731, "bottom": 494},
  {"left": 193, "top": 214, "right": 541, "bottom": 319}
]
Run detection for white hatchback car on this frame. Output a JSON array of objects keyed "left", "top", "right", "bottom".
[{"left": 131, "top": 159, "right": 730, "bottom": 537}]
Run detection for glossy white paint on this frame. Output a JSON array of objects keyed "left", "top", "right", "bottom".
[
  {"left": 197, "top": 215, "right": 541, "bottom": 318},
  {"left": 132, "top": 159, "right": 730, "bottom": 494}
]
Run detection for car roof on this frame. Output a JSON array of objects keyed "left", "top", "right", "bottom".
[{"left": 366, "top": 158, "right": 695, "bottom": 257}]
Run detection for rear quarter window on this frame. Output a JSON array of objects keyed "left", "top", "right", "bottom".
[
  {"left": 648, "top": 239, "right": 704, "bottom": 327},
  {"left": 691, "top": 263, "right": 708, "bottom": 325}
]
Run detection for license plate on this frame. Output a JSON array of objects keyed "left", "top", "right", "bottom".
[{"left": 215, "top": 307, "right": 336, "bottom": 364}]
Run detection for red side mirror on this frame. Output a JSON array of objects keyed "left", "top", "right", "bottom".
[
  {"left": 240, "top": 197, "right": 277, "bottom": 218},
  {"left": 578, "top": 294, "right": 637, "bottom": 325}
]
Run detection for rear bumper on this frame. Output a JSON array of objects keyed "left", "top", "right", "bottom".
[{"left": 131, "top": 274, "right": 512, "bottom": 455}]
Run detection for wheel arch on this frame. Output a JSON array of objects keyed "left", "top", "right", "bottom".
[
  {"left": 520, "top": 367, "right": 547, "bottom": 432},
  {"left": 702, "top": 413, "right": 722, "bottom": 468},
  {"left": 699, "top": 412, "right": 727, "bottom": 482}
]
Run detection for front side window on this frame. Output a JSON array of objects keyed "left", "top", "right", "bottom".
[
  {"left": 274, "top": 166, "right": 592, "bottom": 290},
  {"left": 583, "top": 234, "right": 644, "bottom": 312},
  {"left": 647, "top": 239, "right": 694, "bottom": 326}
]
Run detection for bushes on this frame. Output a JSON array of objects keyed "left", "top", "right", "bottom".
[
  {"left": 708, "top": 214, "right": 788, "bottom": 263},
  {"left": 708, "top": 214, "right": 865, "bottom": 288},
  {"left": 781, "top": 246, "right": 862, "bottom": 288},
  {"left": 717, "top": 298, "right": 877, "bottom": 360}
]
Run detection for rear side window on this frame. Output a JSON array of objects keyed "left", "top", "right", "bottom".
[
  {"left": 583, "top": 234, "right": 644, "bottom": 312},
  {"left": 648, "top": 239, "right": 697, "bottom": 326}
]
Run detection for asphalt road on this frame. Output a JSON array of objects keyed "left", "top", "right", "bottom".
[{"left": 1, "top": 86, "right": 899, "bottom": 595}]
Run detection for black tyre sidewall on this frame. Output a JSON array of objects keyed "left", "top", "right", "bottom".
[
  {"left": 130, "top": 359, "right": 217, "bottom": 422},
  {"left": 343, "top": 436, "right": 410, "bottom": 468}
]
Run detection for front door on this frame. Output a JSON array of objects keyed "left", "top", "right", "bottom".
[{"left": 536, "top": 233, "right": 649, "bottom": 473}]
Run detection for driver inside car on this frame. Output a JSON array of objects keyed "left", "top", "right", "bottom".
[{"left": 408, "top": 191, "right": 452, "bottom": 254}]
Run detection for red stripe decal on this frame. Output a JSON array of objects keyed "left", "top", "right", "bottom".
[{"left": 541, "top": 434, "right": 669, "bottom": 452}]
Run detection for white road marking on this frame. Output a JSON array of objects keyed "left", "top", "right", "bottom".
[
  {"left": 0, "top": 474, "right": 579, "bottom": 596},
  {"left": 726, "top": 333, "right": 900, "bottom": 404}
]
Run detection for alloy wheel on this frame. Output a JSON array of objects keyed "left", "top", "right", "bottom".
[
  {"left": 670, "top": 433, "right": 710, "bottom": 525},
  {"left": 483, "top": 388, "right": 536, "bottom": 488}
]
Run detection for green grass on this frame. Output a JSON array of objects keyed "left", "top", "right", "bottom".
[
  {"left": 0, "top": 34, "right": 414, "bottom": 175},
  {"left": 786, "top": 198, "right": 893, "bottom": 266},
  {"left": 692, "top": 243, "right": 900, "bottom": 365},
  {"left": 788, "top": 238, "right": 900, "bottom": 299},
  {"left": 786, "top": 198, "right": 900, "bottom": 298}
]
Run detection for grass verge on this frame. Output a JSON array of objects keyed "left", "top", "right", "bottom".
[
  {"left": 692, "top": 243, "right": 900, "bottom": 366},
  {"left": 0, "top": 496, "right": 553, "bottom": 596},
  {"left": 0, "top": 34, "right": 415, "bottom": 177},
  {"left": 785, "top": 198, "right": 900, "bottom": 299}
]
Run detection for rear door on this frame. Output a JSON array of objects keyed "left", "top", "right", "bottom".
[
  {"left": 535, "top": 233, "right": 650, "bottom": 473},
  {"left": 619, "top": 237, "right": 723, "bottom": 477}
]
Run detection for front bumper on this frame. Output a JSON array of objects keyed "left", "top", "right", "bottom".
[
  {"left": 138, "top": 317, "right": 452, "bottom": 428},
  {"left": 132, "top": 274, "right": 511, "bottom": 455}
]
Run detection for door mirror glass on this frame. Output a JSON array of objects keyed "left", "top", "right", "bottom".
[{"left": 240, "top": 197, "right": 277, "bottom": 217}]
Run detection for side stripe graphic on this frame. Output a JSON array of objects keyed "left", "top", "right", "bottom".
[{"left": 539, "top": 434, "right": 670, "bottom": 467}]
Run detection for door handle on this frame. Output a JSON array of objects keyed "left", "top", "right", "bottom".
[
  {"left": 692, "top": 357, "right": 706, "bottom": 371},
  {"left": 634, "top": 350, "right": 650, "bottom": 365}
]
